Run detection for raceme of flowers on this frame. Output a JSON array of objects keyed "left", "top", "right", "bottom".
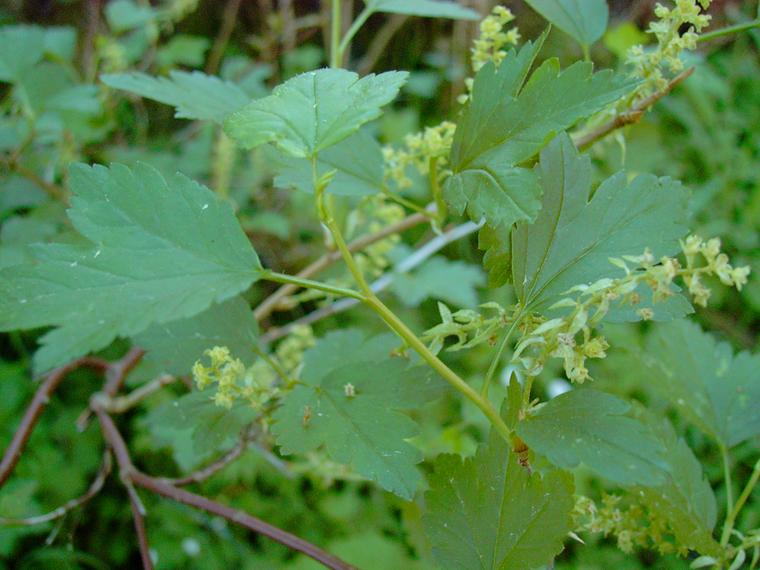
[{"left": 627, "top": 0, "right": 712, "bottom": 97}]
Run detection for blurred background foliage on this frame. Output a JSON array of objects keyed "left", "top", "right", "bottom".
[{"left": 0, "top": 0, "right": 758, "bottom": 568}]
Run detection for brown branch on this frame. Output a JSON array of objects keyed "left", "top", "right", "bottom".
[
  {"left": 76, "top": 348, "right": 145, "bottom": 431},
  {"left": 93, "top": 405, "right": 355, "bottom": 570},
  {"left": 0, "top": 451, "right": 111, "bottom": 527},
  {"left": 0, "top": 357, "right": 108, "bottom": 488},
  {"left": 131, "top": 472, "right": 356, "bottom": 570},
  {"left": 10, "top": 163, "right": 66, "bottom": 201},
  {"left": 574, "top": 67, "right": 695, "bottom": 149},
  {"left": 106, "top": 374, "right": 177, "bottom": 414},
  {"left": 126, "top": 483, "right": 153, "bottom": 569},
  {"left": 162, "top": 431, "right": 249, "bottom": 487},
  {"left": 254, "top": 211, "right": 429, "bottom": 321}
]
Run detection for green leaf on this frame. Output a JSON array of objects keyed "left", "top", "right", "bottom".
[
  {"left": 444, "top": 34, "right": 634, "bottom": 231},
  {"left": 105, "top": 0, "right": 157, "bottom": 33},
  {"left": 266, "top": 130, "right": 383, "bottom": 196},
  {"left": 643, "top": 319, "right": 760, "bottom": 448},
  {"left": 364, "top": 0, "right": 479, "bottom": 19},
  {"left": 146, "top": 389, "right": 256, "bottom": 468},
  {"left": 638, "top": 417, "right": 720, "bottom": 556},
  {"left": 478, "top": 224, "right": 511, "bottom": 288},
  {"left": 424, "top": 431, "right": 574, "bottom": 569},
  {"left": 516, "top": 389, "right": 670, "bottom": 486},
  {"left": 101, "top": 71, "right": 249, "bottom": 123},
  {"left": 0, "top": 25, "right": 47, "bottom": 82},
  {"left": 224, "top": 68, "right": 407, "bottom": 157},
  {"left": 389, "top": 247, "right": 485, "bottom": 307},
  {"left": 525, "top": 0, "right": 609, "bottom": 47},
  {"left": 156, "top": 35, "right": 211, "bottom": 68},
  {"left": 272, "top": 330, "right": 444, "bottom": 498},
  {"left": 512, "top": 133, "right": 689, "bottom": 314},
  {"left": 0, "top": 163, "right": 261, "bottom": 373},
  {"left": 133, "top": 295, "right": 258, "bottom": 379}
]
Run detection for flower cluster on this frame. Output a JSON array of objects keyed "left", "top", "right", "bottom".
[
  {"left": 458, "top": 6, "right": 521, "bottom": 104},
  {"left": 471, "top": 6, "right": 521, "bottom": 72},
  {"left": 422, "top": 302, "right": 512, "bottom": 355},
  {"left": 680, "top": 235, "right": 750, "bottom": 305},
  {"left": 192, "top": 325, "right": 315, "bottom": 410},
  {"left": 573, "top": 495, "right": 685, "bottom": 556},
  {"left": 512, "top": 236, "right": 748, "bottom": 383},
  {"left": 628, "top": 0, "right": 712, "bottom": 97},
  {"left": 383, "top": 121, "right": 456, "bottom": 190}
]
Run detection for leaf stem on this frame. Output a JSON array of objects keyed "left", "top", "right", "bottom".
[
  {"left": 719, "top": 443, "right": 735, "bottom": 545},
  {"left": 428, "top": 157, "right": 447, "bottom": 228},
  {"left": 260, "top": 270, "right": 365, "bottom": 302},
  {"left": 364, "top": 295, "right": 513, "bottom": 443},
  {"left": 699, "top": 19, "right": 760, "bottom": 42},
  {"left": 338, "top": 6, "right": 374, "bottom": 63},
  {"left": 330, "top": 0, "right": 343, "bottom": 68},
  {"left": 481, "top": 313, "right": 522, "bottom": 399},
  {"left": 721, "top": 459, "right": 760, "bottom": 547},
  {"left": 310, "top": 165, "right": 513, "bottom": 444}
]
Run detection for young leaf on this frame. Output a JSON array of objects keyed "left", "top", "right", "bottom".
[
  {"left": 512, "top": 133, "right": 689, "bottom": 314},
  {"left": 0, "top": 163, "right": 262, "bottom": 373},
  {"left": 272, "top": 330, "right": 444, "bottom": 498},
  {"left": 444, "top": 34, "right": 634, "bottom": 231},
  {"left": 363, "top": 0, "right": 479, "bottom": 20},
  {"left": 516, "top": 389, "right": 670, "bottom": 486},
  {"left": 133, "top": 295, "right": 258, "bottom": 380},
  {"left": 265, "top": 130, "right": 383, "bottom": 196},
  {"left": 101, "top": 71, "right": 249, "bottom": 124},
  {"left": 224, "top": 68, "right": 407, "bottom": 157},
  {"left": 644, "top": 319, "right": 760, "bottom": 448},
  {"left": 638, "top": 418, "right": 720, "bottom": 556},
  {"left": 525, "top": 0, "right": 609, "bottom": 47},
  {"left": 424, "top": 434, "right": 574, "bottom": 569}
]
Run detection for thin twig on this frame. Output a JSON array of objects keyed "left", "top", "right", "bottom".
[
  {"left": 573, "top": 67, "right": 695, "bottom": 149},
  {"left": 93, "top": 405, "right": 355, "bottom": 570},
  {"left": 8, "top": 163, "right": 66, "bottom": 201},
  {"left": 162, "top": 435, "right": 248, "bottom": 487},
  {"left": 0, "top": 452, "right": 112, "bottom": 527},
  {"left": 261, "top": 220, "right": 482, "bottom": 343},
  {"left": 0, "top": 357, "right": 109, "bottom": 488},
  {"left": 254, "top": 211, "right": 430, "bottom": 321},
  {"left": 205, "top": 0, "right": 244, "bottom": 75},
  {"left": 76, "top": 348, "right": 145, "bottom": 431},
  {"left": 126, "top": 483, "right": 153, "bottom": 569},
  {"left": 106, "top": 375, "right": 177, "bottom": 414}
]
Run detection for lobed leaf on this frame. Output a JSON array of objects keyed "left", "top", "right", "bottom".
[
  {"left": 265, "top": 130, "right": 384, "bottom": 196},
  {"left": 224, "top": 68, "right": 407, "bottom": 157},
  {"left": 272, "top": 330, "right": 445, "bottom": 498},
  {"left": 133, "top": 295, "right": 258, "bottom": 380},
  {"left": 101, "top": 71, "right": 249, "bottom": 124},
  {"left": 638, "top": 417, "right": 720, "bottom": 556},
  {"left": 444, "top": 33, "right": 634, "bottom": 231},
  {"left": 0, "top": 163, "right": 261, "bottom": 373},
  {"left": 644, "top": 319, "right": 760, "bottom": 448},
  {"left": 424, "top": 426, "right": 574, "bottom": 569},
  {"left": 516, "top": 389, "right": 671, "bottom": 486},
  {"left": 511, "top": 133, "right": 690, "bottom": 314},
  {"left": 525, "top": 0, "right": 609, "bottom": 47}
]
